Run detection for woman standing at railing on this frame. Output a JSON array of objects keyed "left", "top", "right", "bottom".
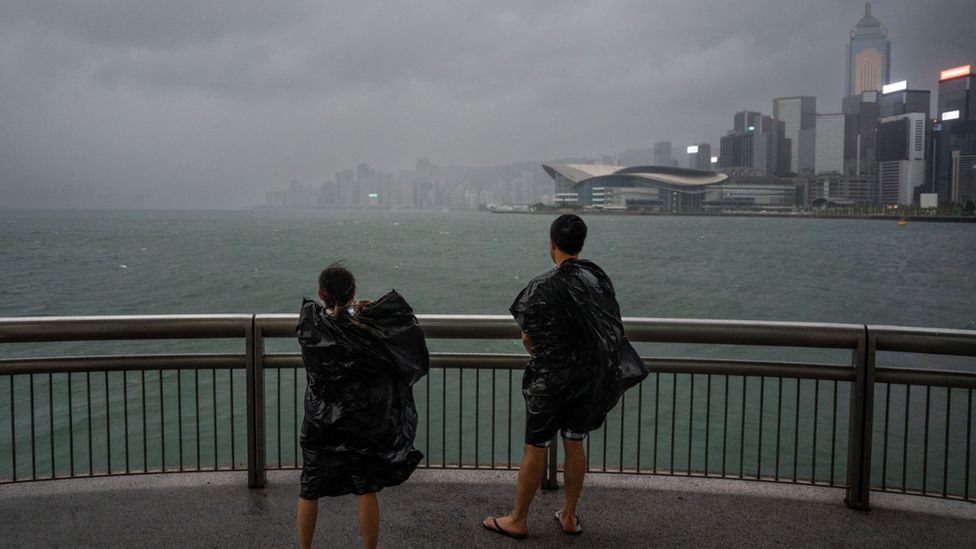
[{"left": 295, "top": 264, "right": 430, "bottom": 549}]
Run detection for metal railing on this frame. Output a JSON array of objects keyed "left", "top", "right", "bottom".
[{"left": 1, "top": 314, "right": 974, "bottom": 510}]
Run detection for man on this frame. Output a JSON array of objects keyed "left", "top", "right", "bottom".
[{"left": 483, "top": 214, "right": 648, "bottom": 539}]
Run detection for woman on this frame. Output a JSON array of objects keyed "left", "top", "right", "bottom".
[{"left": 295, "top": 264, "right": 429, "bottom": 549}]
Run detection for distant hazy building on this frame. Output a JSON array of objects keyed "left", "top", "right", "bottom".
[
  {"left": 879, "top": 82, "right": 931, "bottom": 119},
  {"left": 542, "top": 164, "right": 728, "bottom": 211},
  {"left": 931, "top": 119, "right": 976, "bottom": 204},
  {"left": 938, "top": 64, "right": 975, "bottom": 121},
  {"left": 719, "top": 112, "right": 788, "bottom": 176},
  {"left": 815, "top": 114, "right": 845, "bottom": 174},
  {"left": 810, "top": 174, "right": 878, "bottom": 206},
  {"left": 878, "top": 112, "right": 927, "bottom": 205},
  {"left": 773, "top": 96, "right": 816, "bottom": 174},
  {"left": 619, "top": 147, "right": 656, "bottom": 166},
  {"left": 686, "top": 143, "right": 712, "bottom": 170},
  {"left": 846, "top": 2, "right": 891, "bottom": 97},
  {"left": 653, "top": 141, "right": 674, "bottom": 166}
]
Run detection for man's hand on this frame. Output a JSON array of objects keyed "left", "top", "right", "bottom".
[{"left": 521, "top": 332, "right": 533, "bottom": 355}]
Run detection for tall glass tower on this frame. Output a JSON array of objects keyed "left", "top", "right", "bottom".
[{"left": 846, "top": 3, "right": 891, "bottom": 97}]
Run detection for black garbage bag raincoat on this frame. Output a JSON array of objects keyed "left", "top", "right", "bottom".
[
  {"left": 511, "top": 259, "right": 648, "bottom": 443},
  {"left": 296, "top": 290, "right": 429, "bottom": 499}
]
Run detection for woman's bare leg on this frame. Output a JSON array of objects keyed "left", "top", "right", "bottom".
[
  {"left": 356, "top": 493, "right": 379, "bottom": 549},
  {"left": 296, "top": 497, "right": 318, "bottom": 549}
]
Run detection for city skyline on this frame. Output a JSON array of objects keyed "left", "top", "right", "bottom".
[{"left": 2, "top": 1, "right": 974, "bottom": 209}]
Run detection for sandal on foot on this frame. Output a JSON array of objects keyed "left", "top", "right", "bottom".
[
  {"left": 483, "top": 517, "right": 528, "bottom": 540},
  {"left": 554, "top": 511, "right": 583, "bottom": 535}
]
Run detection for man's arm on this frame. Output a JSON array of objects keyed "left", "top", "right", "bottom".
[{"left": 521, "top": 331, "right": 533, "bottom": 355}]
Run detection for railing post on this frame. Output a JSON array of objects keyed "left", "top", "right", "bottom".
[
  {"left": 542, "top": 437, "right": 559, "bottom": 490},
  {"left": 246, "top": 316, "right": 267, "bottom": 489},
  {"left": 845, "top": 327, "right": 874, "bottom": 510}
]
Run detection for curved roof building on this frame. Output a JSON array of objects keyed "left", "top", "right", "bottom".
[{"left": 543, "top": 163, "right": 730, "bottom": 210}]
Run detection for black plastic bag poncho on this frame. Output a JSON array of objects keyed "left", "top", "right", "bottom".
[
  {"left": 296, "top": 290, "right": 429, "bottom": 499},
  {"left": 511, "top": 259, "right": 649, "bottom": 442}
]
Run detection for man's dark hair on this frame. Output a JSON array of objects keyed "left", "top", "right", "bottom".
[
  {"left": 550, "top": 214, "right": 587, "bottom": 255},
  {"left": 318, "top": 263, "right": 356, "bottom": 309}
]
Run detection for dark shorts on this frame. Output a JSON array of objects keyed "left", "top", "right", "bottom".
[{"left": 524, "top": 395, "right": 591, "bottom": 447}]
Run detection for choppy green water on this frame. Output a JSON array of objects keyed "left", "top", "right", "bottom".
[{"left": 1, "top": 210, "right": 974, "bottom": 493}]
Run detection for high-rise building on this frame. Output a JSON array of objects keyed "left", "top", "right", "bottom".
[
  {"left": 719, "top": 112, "right": 788, "bottom": 176},
  {"left": 815, "top": 114, "right": 845, "bottom": 174},
  {"left": 734, "top": 111, "right": 763, "bottom": 133},
  {"left": 937, "top": 64, "right": 975, "bottom": 121},
  {"left": 846, "top": 3, "right": 891, "bottom": 97},
  {"left": 842, "top": 91, "right": 880, "bottom": 177},
  {"left": 879, "top": 81, "right": 931, "bottom": 119},
  {"left": 878, "top": 112, "right": 927, "bottom": 205},
  {"left": 773, "top": 96, "right": 816, "bottom": 174},
  {"left": 686, "top": 143, "right": 712, "bottom": 170},
  {"left": 653, "top": 141, "right": 674, "bottom": 166}
]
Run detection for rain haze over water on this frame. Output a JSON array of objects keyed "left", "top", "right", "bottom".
[{"left": 2, "top": 0, "right": 975, "bottom": 209}]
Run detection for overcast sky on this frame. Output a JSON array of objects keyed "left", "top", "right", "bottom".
[{"left": 1, "top": 1, "right": 973, "bottom": 209}]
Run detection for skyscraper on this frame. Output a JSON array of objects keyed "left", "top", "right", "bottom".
[
  {"left": 686, "top": 144, "right": 712, "bottom": 170},
  {"left": 815, "top": 114, "right": 845, "bottom": 174},
  {"left": 843, "top": 91, "right": 880, "bottom": 177},
  {"left": 878, "top": 112, "right": 927, "bottom": 206},
  {"left": 937, "top": 65, "right": 975, "bottom": 121},
  {"left": 653, "top": 141, "right": 674, "bottom": 166},
  {"left": 773, "top": 96, "right": 816, "bottom": 174},
  {"left": 719, "top": 112, "right": 788, "bottom": 176},
  {"left": 879, "top": 82, "right": 931, "bottom": 119},
  {"left": 846, "top": 3, "right": 891, "bottom": 97}
]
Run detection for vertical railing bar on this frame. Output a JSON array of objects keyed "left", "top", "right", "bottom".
[
  {"left": 882, "top": 383, "right": 890, "bottom": 490},
  {"left": 68, "top": 373, "right": 75, "bottom": 477},
  {"left": 619, "top": 392, "right": 625, "bottom": 473},
  {"left": 722, "top": 375, "right": 729, "bottom": 478},
  {"left": 758, "top": 377, "right": 765, "bottom": 479},
  {"left": 687, "top": 374, "right": 694, "bottom": 475},
  {"left": 442, "top": 369, "right": 446, "bottom": 468},
  {"left": 704, "top": 374, "right": 711, "bottom": 476},
  {"left": 142, "top": 370, "right": 147, "bottom": 474},
  {"left": 965, "top": 389, "right": 972, "bottom": 501},
  {"left": 507, "top": 369, "right": 512, "bottom": 470},
  {"left": 775, "top": 378, "right": 782, "bottom": 481},
  {"left": 105, "top": 371, "right": 112, "bottom": 475},
  {"left": 844, "top": 330, "right": 873, "bottom": 510},
  {"left": 86, "top": 372, "right": 92, "bottom": 477},
  {"left": 10, "top": 376, "right": 17, "bottom": 481},
  {"left": 48, "top": 373, "right": 55, "bottom": 478},
  {"left": 475, "top": 369, "right": 480, "bottom": 469},
  {"left": 902, "top": 385, "right": 910, "bottom": 493},
  {"left": 177, "top": 369, "right": 183, "bottom": 472},
  {"left": 195, "top": 369, "right": 201, "bottom": 470},
  {"left": 459, "top": 369, "right": 463, "bottom": 468},
  {"left": 793, "top": 379, "right": 800, "bottom": 483},
  {"left": 425, "top": 370, "right": 430, "bottom": 467},
  {"left": 670, "top": 373, "right": 676, "bottom": 475},
  {"left": 245, "top": 318, "right": 267, "bottom": 488},
  {"left": 830, "top": 380, "right": 837, "bottom": 486},
  {"left": 491, "top": 369, "right": 496, "bottom": 469},
  {"left": 215, "top": 368, "right": 219, "bottom": 470},
  {"left": 277, "top": 368, "right": 281, "bottom": 469},
  {"left": 636, "top": 381, "right": 643, "bottom": 474},
  {"left": 881, "top": 383, "right": 891, "bottom": 491},
  {"left": 160, "top": 370, "right": 166, "bottom": 472},
  {"left": 653, "top": 372, "right": 659, "bottom": 474},
  {"left": 740, "top": 376, "right": 747, "bottom": 480},
  {"left": 942, "top": 388, "right": 951, "bottom": 498},
  {"left": 229, "top": 369, "right": 235, "bottom": 469},
  {"left": 922, "top": 385, "right": 930, "bottom": 495},
  {"left": 812, "top": 380, "right": 819, "bottom": 484},
  {"left": 123, "top": 371, "right": 129, "bottom": 475},
  {"left": 293, "top": 367, "right": 298, "bottom": 468},
  {"left": 602, "top": 405, "right": 608, "bottom": 472},
  {"left": 30, "top": 374, "right": 36, "bottom": 480}
]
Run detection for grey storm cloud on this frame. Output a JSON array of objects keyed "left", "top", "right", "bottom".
[{"left": 1, "top": 0, "right": 974, "bottom": 208}]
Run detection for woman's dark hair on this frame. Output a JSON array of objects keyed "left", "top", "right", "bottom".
[
  {"left": 550, "top": 214, "right": 587, "bottom": 255},
  {"left": 318, "top": 263, "right": 356, "bottom": 310}
]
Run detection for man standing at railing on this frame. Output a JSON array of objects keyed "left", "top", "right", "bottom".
[{"left": 483, "top": 214, "right": 649, "bottom": 539}]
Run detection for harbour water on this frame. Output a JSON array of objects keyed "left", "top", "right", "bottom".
[{"left": 1, "top": 209, "right": 974, "bottom": 492}]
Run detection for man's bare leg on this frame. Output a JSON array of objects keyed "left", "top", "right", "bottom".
[
  {"left": 356, "top": 493, "right": 379, "bottom": 549},
  {"left": 558, "top": 438, "right": 585, "bottom": 531},
  {"left": 483, "top": 444, "right": 547, "bottom": 535},
  {"left": 296, "top": 497, "right": 318, "bottom": 549}
]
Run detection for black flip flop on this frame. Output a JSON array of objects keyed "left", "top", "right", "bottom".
[
  {"left": 483, "top": 517, "right": 528, "bottom": 540},
  {"left": 554, "top": 511, "right": 583, "bottom": 535}
]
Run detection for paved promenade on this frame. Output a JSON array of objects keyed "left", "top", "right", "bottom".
[{"left": 1, "top": 469, "right": 973, "bottom": 548}]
